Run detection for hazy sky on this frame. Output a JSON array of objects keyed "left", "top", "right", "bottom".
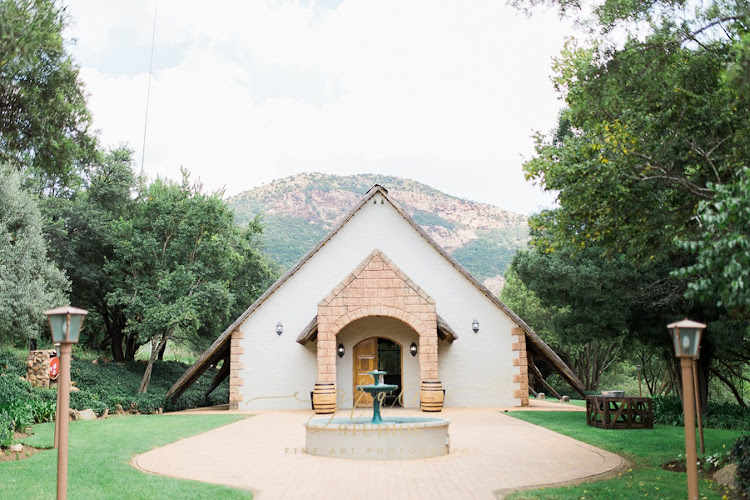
[{"left": 63, "top": 0, "right": 573, "bottom": 214}]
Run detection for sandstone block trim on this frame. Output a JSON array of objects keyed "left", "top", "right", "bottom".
[
  {"left": 511, "top": 324, "right": 529, "bottom": 407},
  {"left": 229, "top": 329, "right": 244, "bottom": 409},
  {"left": 316, "top": 249, "right": 438, "bottom": 383}
]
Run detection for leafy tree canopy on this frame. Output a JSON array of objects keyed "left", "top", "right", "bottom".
[
  {"left": 0, "top": 0, "right": 98, "bottom": 197},
  {"left": 520, "top": 0, "right": 749, "bottom": 314},
  {"left": 45, "top": 147, "right": 137, "bottom": 360},
  {"left": 104, "top": 170, "right": 276, "bottom": 392},
  {"left": 0, "top": 165, "right": 69, "bottom": 345}
]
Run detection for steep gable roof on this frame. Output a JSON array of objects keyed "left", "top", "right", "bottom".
[{"left": 167, "top": 185, "right": 584, "bottom": 401}]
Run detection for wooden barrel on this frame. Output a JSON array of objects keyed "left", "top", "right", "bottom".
[
  {"left": 420, "top": 380, "right": 444, "bottom": 412},
  {"left": 312, "top": 383, "right": 337, "bottom": 414}
]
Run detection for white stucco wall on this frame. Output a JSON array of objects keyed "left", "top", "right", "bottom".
[{"left": 237, "top": 191, "right": 520, "bottom": 410}]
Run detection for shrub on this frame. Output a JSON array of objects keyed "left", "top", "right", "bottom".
[
  {"left": 731, "top": 434, "right": 750, "bottom": 496},
  {"left": 704, "top": 401, "right": 750, "bottom": 430},
  {"left": 70, "top": 391, "right": 107, "bottom": 417},
  {"left": 0, "top": 413, "right": 12, "bottom": 448},
  {"left": 0, "top": 351, "right": 26, "bottom": 378},
  {"left": 653, "top": 395, "right": 750, "bottom": 430},
  {"left": 653, "top": 395, "right": 685, "bottom": 426},
  {"left": 132, "top": 393, "right": 165, "bottom": 414},
  {"left": 29, "top": 389, "right": 57, "bottom": 423},
  {"left": 0, "top": 375, "right": 36, "bottom": 432}
]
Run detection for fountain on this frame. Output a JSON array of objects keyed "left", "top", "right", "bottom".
[
  {"left": 356, "top": 370, "right": 397, "bottom": 424},
  {"left": 305, "top": 370, "right": 450, "bottom": 460}
]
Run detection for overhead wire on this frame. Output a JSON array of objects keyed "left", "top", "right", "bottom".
[{"left": 140, "top": 0, "right": 159, "bottom": 177}]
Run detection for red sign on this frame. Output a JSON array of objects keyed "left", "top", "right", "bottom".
[{"left": 49, "top": 357, "right": 59, "bottom": 381}]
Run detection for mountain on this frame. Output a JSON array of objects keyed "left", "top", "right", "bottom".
[{"left": 227, "top": 173, "right": 529, "bottom": 295}]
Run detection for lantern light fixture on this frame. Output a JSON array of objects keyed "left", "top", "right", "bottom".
[
  {"left": 410, "top": 342, "right": 418, "bottom": 357},
  {"left": 667, "top": 318, "right": 706, "bottom": 359},
  {"left": 276, "top": 322, "right": 283, "bottom": 335},
  {"left": 472, "top": 319, "right": 479, "bottom": 334},
  {"left": 45, "top": 306, "right": 88, "bottom": 344},
  {"left": 337, "top": 343, "right": 345, "bottom": 358}
]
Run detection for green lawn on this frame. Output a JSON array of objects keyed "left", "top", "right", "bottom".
[
  {"left": 0, "top": 414, "right": 253, "bottom": 499},
  {"left": 507, "top": 411, "right": 740, "bottom": 499}
]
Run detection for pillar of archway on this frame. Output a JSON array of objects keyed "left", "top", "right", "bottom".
[{"left": 316, "top": 250, "right": 438, "bottom": 393}]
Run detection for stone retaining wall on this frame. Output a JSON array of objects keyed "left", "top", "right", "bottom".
[{"left": 26, "top": 349, "right": 57, "bottom": 388}]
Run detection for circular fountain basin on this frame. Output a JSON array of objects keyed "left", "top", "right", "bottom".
[{"left": 305, "top": 416, "right": 450, "bottom": 460}]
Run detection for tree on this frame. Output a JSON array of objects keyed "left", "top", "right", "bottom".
[
  {"left": 517, "top": 0, "right": 749, "bottom": 402},
  {"left": 507, "top": 244, "right": 686, "bottom": 390},
  {"left": 104, "top": 171, "right": 275, "bottom": 393},
  {"left": 679, "top": 167, "right": 750, "bottom": 313},
  {"left": 0, "top": 165, "right": 69, "bottom": 345},
  {"left": 46, "top": 147, "right": 137, "bottom": 360},
  {"left": 0, "top": 0, "right": 97, "bottom": 197}
]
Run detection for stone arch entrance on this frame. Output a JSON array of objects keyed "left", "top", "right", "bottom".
[{"left": 317, "top": 250, "right": 438, "bottom": 410}]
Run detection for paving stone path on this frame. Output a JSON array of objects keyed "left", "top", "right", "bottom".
[{"left": 132, "top": 406, "right": 623, "bottom": 499}]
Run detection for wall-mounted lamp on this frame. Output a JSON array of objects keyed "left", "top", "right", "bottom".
[
  {"left": 410, "top": 342, "right": 418, "bottom": 357},
  {"left": 472, "top": 319, "right": 479, "bottom": 333},
  {"left": 337, "top": 343, "right": 345, "bottom": 358},
  {"left": 276, "top": 322, "right": 283, "bottom": 335}
]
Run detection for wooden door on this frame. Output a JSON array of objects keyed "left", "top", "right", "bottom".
[{"left": 353, "top": 338, "right": 378, "bottom": 407}]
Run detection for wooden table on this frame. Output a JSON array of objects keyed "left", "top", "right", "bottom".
[{"left": 586, "top": 395, "right": 653, "bottom": 429}]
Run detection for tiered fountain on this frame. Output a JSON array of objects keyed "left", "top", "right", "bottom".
[
  {"left": 305, "top": 370, "right": 450, "bottom": 460},
  {"left": 356, "top": 370, "right": 397, "bottom": 424}
]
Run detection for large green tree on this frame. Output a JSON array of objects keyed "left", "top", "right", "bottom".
[
  {"left": 46, "top": 147, "right": 137, "bottom": 360},
  {"left": 105, "top": 171, "right": 275, "bottom": 393},
  {"left": 0, "top": 0, "right": 97, "bottom": 197},
  {"left": 508, "top": 243, "right": 688, "bottom": 390},
  {"left": 522, "top": 0, "right": 749, "bottom": 277},
  {"left": 516, "top": 0, "right": 749, "bottom": 402},
  {"left": 0, "top": 165, "right": 69, "bottom": 345}
]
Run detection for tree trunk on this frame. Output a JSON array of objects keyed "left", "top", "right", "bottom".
[
  {"left": 110, "top": 329, "right": 125, "bottom": 362},
  {"left": 138, "top": 334, "right": 169, "bottom": 394},
  {"left": 125, "top": 334, "right": 138, "bottom": 362},
  {"left": 157, "top": 339, "right": 167, "bottom": 361},
  {"left": 696, "top": 355, "right": 710, "bottom": 414},
  {"left": 103, "top": 307, "right": 128, "bottom": 362}
]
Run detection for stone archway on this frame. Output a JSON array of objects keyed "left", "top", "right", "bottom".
[{"left": 316, "top": 250, "right": 438, "bottom": 394}]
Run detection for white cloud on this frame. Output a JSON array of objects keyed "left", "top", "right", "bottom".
[{"left": 65, "top": 0, "right": 570, "bottom": 214}]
